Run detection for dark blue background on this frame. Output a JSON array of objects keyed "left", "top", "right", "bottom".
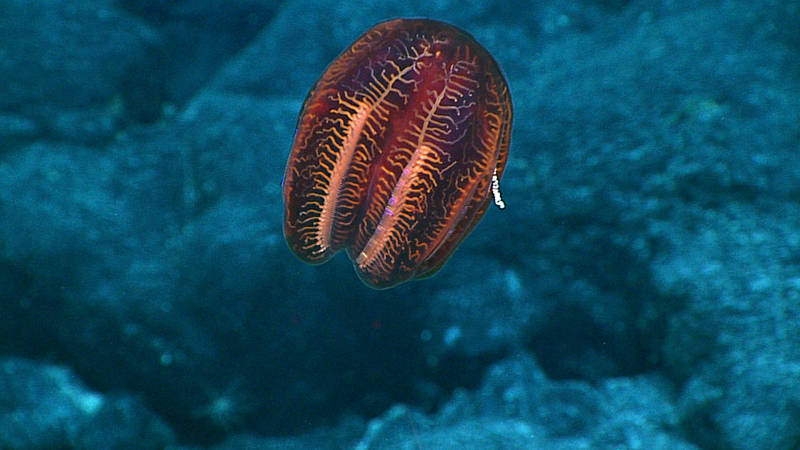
[{"left": 1, "top": 0, "right": 799, "bottom": 448}]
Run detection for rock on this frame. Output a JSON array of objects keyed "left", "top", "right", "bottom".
[
  {"left": 0, "top": 0, "right": 162, "bottom": 145},
  {"left": 0, "top": 357, "right": 174, "bottom": 449}
]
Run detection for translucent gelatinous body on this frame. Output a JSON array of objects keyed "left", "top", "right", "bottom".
[{"left": 283, "top": 18, "right": 512, "bottom": 288}]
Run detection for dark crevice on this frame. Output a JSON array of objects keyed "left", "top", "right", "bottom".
[
  {"left": 679, "top": 406, "right": 731, "bottom": 450},
  {"left": 117, "top": 0, "right": 280, "bottom": 108},
  {"left": 524, "top": 231, "right": 678, "bottom": 381}
]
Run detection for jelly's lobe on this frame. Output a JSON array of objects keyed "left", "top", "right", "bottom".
[{"left": 283, "top": 18, "right": 512, "bottom": 288}]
